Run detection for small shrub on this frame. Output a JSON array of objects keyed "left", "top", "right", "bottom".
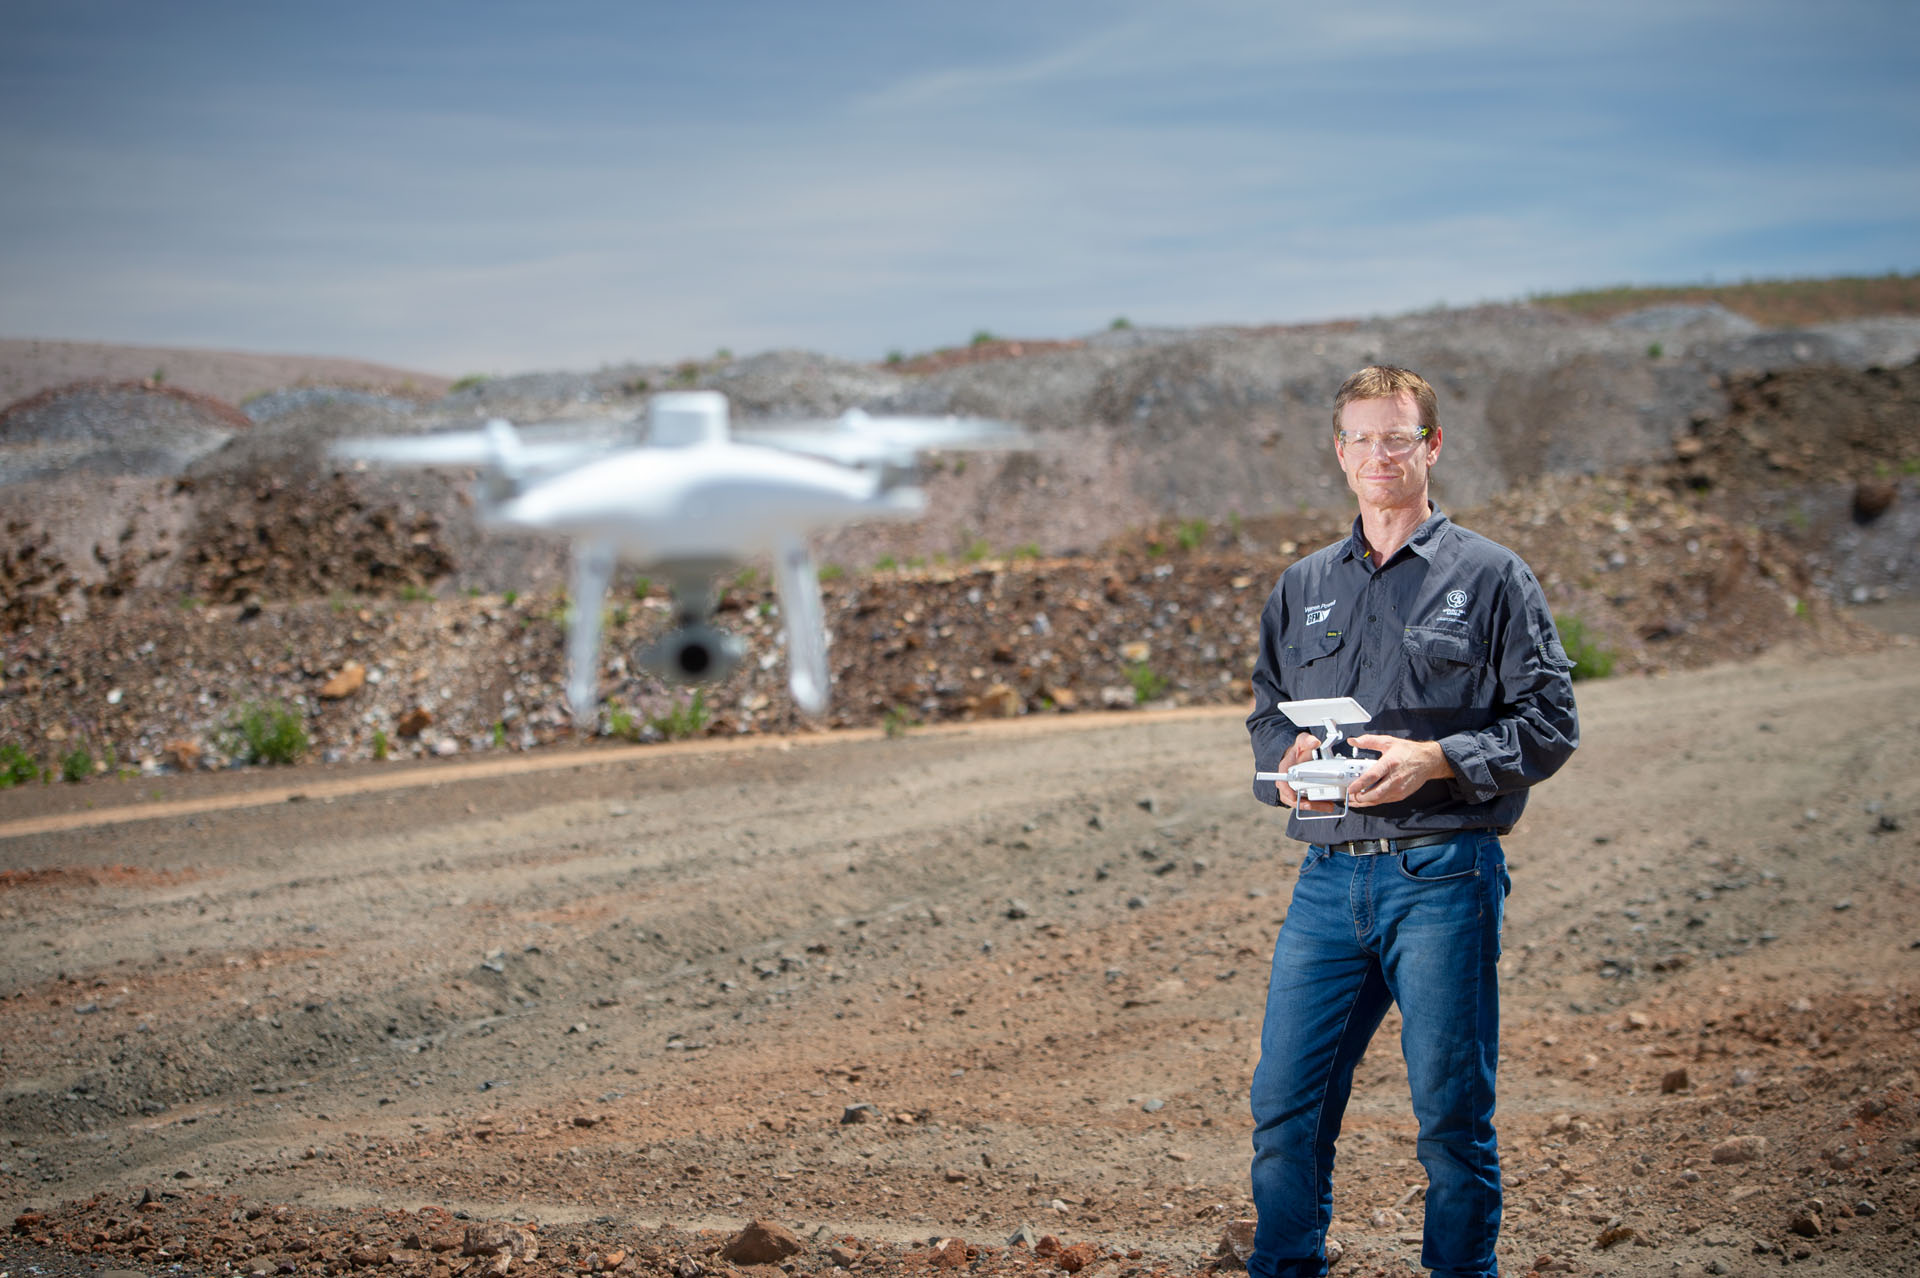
[
  {"left": 60, "top": 744, "right": 94, "bottom": 783},
  {"left": 1011, "top": 543, "right": 1041, "bottom": 561},
  {"left": 649, "top": 690, "right": 711, "bottom": 740},
  {"left": 449, "top": 373, "right": 490, "bottom": 393},
  {"left": 503, "top": 589, "right": 520, "bottom": 607},
  {"left": 874, "top": 553, "right": 898, "bottom": 572},
  {"left": 399, "top": 584, "right": 433, "bottom": 602},
  {"left": 223, "top": 700, "right": 310, "bottom": 765},
  {"left": 632, "top": 575, "right": 653, "bottom": 599},
  {"left": 1109, "top": 316, "right": 1132, "bottom": 330},
  {"left": 970, "top": 329, "right": 997, "bottom": 347},
  {"left": 1127, "top": 663, "right": 1170, "bottom": 704},
  {"left": 1176, "top": 518, "right": 1209, "bottom": 552},
  {"left": 607, "top": 705, "right": 641, "bottom": 741},
  {"left": 1646, "top": 341, "right": 1664, "bottom": 359},
  {"left": 372, "top": 728, "right": 389, "bottom": 761},
  {"left": 883, "top": 704, "right": 918, "bottom": 738},
  {"left": 884, "top": 350, "right": 904, "bottom": 366},
  {"left": 1554, "top": 615, "right": 1617, "bottom": 681},
  {"left": 2, "top": 742, "right": 42, "bottom": 787},
  {"left": 491, "top": 721, "right": 507, "bottom": 748},
  {"left": 962, "top": 538, "right": 991, "bottom": 564},
  {"left": 818, "top": 562, "right": 846, "bottom": 582}
]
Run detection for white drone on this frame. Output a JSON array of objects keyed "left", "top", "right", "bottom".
[{"left": 331, "top": 391, "right": 1028, "bottom": 720}]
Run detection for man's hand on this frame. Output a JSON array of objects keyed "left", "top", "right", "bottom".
[
  {"left": 1342, "top": 735, "right": 1454, "bottom": 807},
  {"left": 1272, "top": 731, "right": 1342, "bottom": 813}
]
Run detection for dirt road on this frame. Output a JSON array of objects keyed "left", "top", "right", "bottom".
[{"left": 4, "top": 648, "right": 1919, "bottom": 1277}]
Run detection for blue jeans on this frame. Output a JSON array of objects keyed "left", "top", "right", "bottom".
[{"left": 1248, "top": 833, "right": 1510, "bottom": 1278}]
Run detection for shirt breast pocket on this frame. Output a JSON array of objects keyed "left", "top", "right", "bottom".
[
  {"left": 1281, "top": 629, "right": 1346, "bottom": 699},
  {"left": 1401, "top": 625, "right": 1491, "bottom": 705}
]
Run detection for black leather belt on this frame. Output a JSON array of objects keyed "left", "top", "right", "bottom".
[{"left": 1326, "top": 831, "right": 1472, "bottom": 856}]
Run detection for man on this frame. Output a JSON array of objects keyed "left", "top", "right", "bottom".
[{"left": 1245, "top": 365, "right": 1579, "bottom": 1278}]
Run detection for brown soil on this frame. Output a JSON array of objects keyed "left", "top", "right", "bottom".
[{"left": 3, "top": 648, "right": 1919, "bottom": 1278}]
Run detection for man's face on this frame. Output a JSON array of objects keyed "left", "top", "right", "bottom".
[{"left": 1335, "top": 391, "right": 1440, "bottom": 511}]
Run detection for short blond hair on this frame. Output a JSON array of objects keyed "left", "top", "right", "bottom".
[{"left": 1331, "top": 365, "right": 1438, "bottom": 435}]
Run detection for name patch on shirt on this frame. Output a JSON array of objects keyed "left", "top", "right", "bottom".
[{"left": 1304, "top": 599, "right": 1337, "bottom": 627}]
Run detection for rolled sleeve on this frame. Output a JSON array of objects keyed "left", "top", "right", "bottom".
[{"left": 1440, "top": 581, "right": 1578, "bottom": 804}]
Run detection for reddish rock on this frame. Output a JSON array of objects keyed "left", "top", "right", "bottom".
[
  {"left": 319, "top": 661, "right": 366, "bottom": 699},
  {"left": 1711, "top": 1135, "right": 1769, "bottom": 1164},
  {"left": 720, "top": 1220, "right": 802, "bottom": 1266},
  {"left": 397, "top": 706, "right": 433, "bottom": 738}
]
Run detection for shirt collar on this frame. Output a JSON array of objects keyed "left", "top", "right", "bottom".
[{"left": 1339, "top": 506, "right": 1452, "bottom": 563}]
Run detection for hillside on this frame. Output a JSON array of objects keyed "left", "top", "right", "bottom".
[{"left": 1, "top": 298, "right": 1916, "bottom": 777}]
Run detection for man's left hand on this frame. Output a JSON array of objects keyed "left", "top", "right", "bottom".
[{"left": 1343, "top": 735, "right": 1454, "bottom": 807}]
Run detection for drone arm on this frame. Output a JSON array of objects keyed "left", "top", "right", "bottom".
[
  {"left": 772, "top": 535, "right": 829, "bottom": 715},
  {"left": 566, "top": 539, "right": 615, "bottom": 724}
]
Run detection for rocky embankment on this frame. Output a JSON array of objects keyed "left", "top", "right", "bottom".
[{"left": 1, "top": 304, "right": 1916, "bottom": 777}]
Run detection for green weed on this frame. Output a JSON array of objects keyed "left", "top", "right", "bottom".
[
  {"left": 883, "top": 705, "right": 918, "bottom": 738},
  {"left": 1176, "top": 518, "right": 1209, "bottom": 552},
  {"left": 372, "top": 729, "right": 389, "bottom": 761},
  {"left": 1554, "top": 615, "right": 1618, "bottom": 681},
  {"left": 649, "top": 690, "right": 712, "bottom": 740},
  {"left": 222, "top": 701, "right": 310, "bottom": 765},
  {"left": 1127, "top": 663, "right": 1170, "bottom": 704},
  {"left": 60, "top": 743, "right": 95, "bottom": 783},
  {"left": 449, "top": 374, "right": 489, "bottom": 392},
  {"left": 1, "top": 742, "right": 41, "bottom": 787}
]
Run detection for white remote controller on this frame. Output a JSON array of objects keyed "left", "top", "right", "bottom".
[
  {"left": 1255, "top": 696, "right": 1376, "bottom": 819},
  {"left": 1256, "top": 756, "right": 1374, "bottom": 801}
]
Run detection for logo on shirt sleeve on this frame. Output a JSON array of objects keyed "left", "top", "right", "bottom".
[{"left": 1304, "top": 599, "right": 1336, "bottom": 627}]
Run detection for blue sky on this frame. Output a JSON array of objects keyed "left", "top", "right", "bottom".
[{"left": 2, "top": 0, "right": 1914, "bottom": 376}]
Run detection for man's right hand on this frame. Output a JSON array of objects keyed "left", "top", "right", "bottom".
[{"left": 1274, "top": 731, "right": 1341, "bottom": 813}]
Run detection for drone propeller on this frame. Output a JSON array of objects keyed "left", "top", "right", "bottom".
[
  {"left": 329, "top": 419, "right": 625, "bottom": 477},
  {"left": 737, "top": 409, "right": 1030, "bottom": 468}
]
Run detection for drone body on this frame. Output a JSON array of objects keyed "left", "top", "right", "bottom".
[{"left": 332, "top": 391, "right": 1024, "bottom": 720}]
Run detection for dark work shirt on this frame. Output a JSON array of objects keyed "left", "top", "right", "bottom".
[{"left": 1247, "top": 508, "right": 1579, "bottom": 843}]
